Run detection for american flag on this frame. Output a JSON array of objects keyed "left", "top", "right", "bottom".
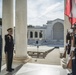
[
  {"left": 65, "top": 0, "right": 76, "bottom": 26},
  {"left": 75, "top": 0, "right": 76, "bottom": 3}
]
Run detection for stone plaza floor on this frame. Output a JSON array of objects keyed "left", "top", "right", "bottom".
[
  {"left": 16, "top": 63, "right": 67, "bottom": 75},
  {"left": 27, "top": 45, "right": 61, "bottom": 65},
  {"left": 0, "top": 63, "right": 67, "bottom": 75},
  {"left": 0, "top": 46, "right": 67, "bottom": 75}
]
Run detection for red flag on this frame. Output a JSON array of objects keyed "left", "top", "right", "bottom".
[
  {"left": 65, "top": 0, "right": 72, "bottom": 17},
  {"left": 69, "top": 17, "right": 76, "bottom": 25},
  {"left": 65, "top": 0, "right": 76, "bottom": 25}
]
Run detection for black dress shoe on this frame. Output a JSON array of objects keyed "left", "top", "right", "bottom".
[
  {"left": 6, "top": 69, "right": 12, "bottom": 72},
  {"left": 6, "top": 69, "right": 9, "bottom": 71},
  {"left": 67, "top": 73, "right": 72, "bottom": 75},
  {"left": 11, "top": 68, "right": 14, "bottom": 71}
]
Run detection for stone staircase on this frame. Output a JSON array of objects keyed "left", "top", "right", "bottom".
[
  {"left": 43, "top": 40, "right": 64, "bottom": 45},
  {"left": 28, "top": 39, "right": 36, "bottom": 45},
  {"left": 28, "top": 39, "right": 64, "bottom": 46}
]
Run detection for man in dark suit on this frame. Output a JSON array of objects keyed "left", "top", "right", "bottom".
[{"left": 4, "top": 28, "right": 14, "bottom": 72}]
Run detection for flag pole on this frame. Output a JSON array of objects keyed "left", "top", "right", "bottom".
[{"left": 70, "top": 0, "right": 72, "bottom": 29}]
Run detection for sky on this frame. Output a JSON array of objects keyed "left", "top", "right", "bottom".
[
  {"left": 27, "top": 0, "right": 64, "bottom": 26},
  {"left": 0, "top": 0, "right": 64, "bottom": 26}
]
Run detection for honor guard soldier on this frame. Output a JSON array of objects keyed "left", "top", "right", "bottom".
[
  {"left": 70, "top": 27, "right": 76, "bottom": 75},
  {"left": 66, "top": 29, "right": 73, "bottom": 55},
  {"left": 4, "top": 28, "right": 14, "bottom": 72}
]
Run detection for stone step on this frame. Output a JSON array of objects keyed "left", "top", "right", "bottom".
[
  {"left": 0, "top": 63, "right": 67, "bottom": 75},
  {"left": 28, "top": 40, "right": 64, "bottom": 45},
  {"left": 0, "top": 63, "right": 23, "bottom": 75},
  {"left": 16, "top": 63, "right": 67, "bottom": 75}
]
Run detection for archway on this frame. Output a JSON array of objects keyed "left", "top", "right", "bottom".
[
  {"left": 35, "top": 31, "right": 38, "bottom": 38},
  {"left": 53, "top": 22, "right": 64, "bottom": 40},
  {"left": 30, "top": 31, "right": 33, "bottom": 38}
]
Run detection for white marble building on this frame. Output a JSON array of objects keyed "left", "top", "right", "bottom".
[
  {"left": 0, "top": 18, "right": 64, "bottom": 46},
  {"left": 27, "top": 18, "right": 64, "bottom": 46}
]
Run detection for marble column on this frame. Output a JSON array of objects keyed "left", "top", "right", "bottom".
[
  {"left": 27, "top": 30, "right": 30, "bottom": 39},
  {"left": 2, "top": 0, "right": 14, "bottom": 57},
  {"left": 38, "top": 31, "right": 39, "bottom": 39},
  {"left": 64, "top": 1, "right": 71, "bottom": 46},
  {"left": 15, "top": 0, "right": 30, "bottom": 62},
  {"left": 33, "top": 31, "right": 35, "bottom": 39},
  {"left": 42, "top": 30, "right": 44, "bottom": 39}
]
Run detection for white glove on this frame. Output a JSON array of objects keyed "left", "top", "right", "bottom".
[
  {"left": 71, "top": 47, "right": 75, "bottom": 51},
  {"left": 65, "top": 43, "right": 68, "bottom": 46}
]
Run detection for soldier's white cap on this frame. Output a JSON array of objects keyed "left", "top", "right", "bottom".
[{"left": 68, "top": 29, "right": 73, "bottom": 33}]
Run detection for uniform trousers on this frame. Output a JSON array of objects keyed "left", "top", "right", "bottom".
[
  {"left": 6, "top": 50, "right": 13, "bottom": 70},
  {"left": 72, "top": 59, "right": 76, "bottom": 75}
]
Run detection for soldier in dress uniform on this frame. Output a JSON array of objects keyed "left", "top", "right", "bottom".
[
  {"left": 70, "top": 28, "right": 76, "bottom": 75},
  {"left": 66, "top": 29, "right": 72, "bottom": 55},
  {"left": 63, "top": 29, "right": 73, "bottom": 58},
  {"left": 66, "top": 29, "right": 73, "bottom": 75},
  {"left": 4, "top": 28, "right": 14, "bottom": 72}
]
